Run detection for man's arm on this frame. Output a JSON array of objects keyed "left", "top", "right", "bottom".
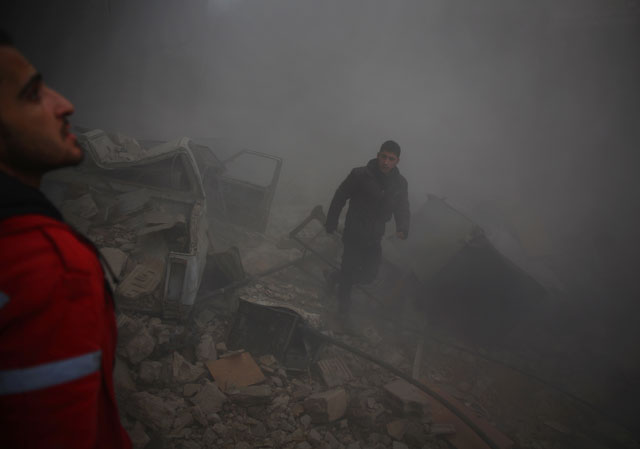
[
  {"left": 325, "top": 169, "right": 357, "bottom": 233},
  {"left": 394, "top": 178, "right": 410, "bottom": 239}
]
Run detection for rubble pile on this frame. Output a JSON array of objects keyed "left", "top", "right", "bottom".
[{"left": 113, "top": 303, "right": 455, "bottom": 449}]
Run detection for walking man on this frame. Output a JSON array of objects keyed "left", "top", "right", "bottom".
[{"left": 325, "top": 140, "right": 410, "bottom": 325}]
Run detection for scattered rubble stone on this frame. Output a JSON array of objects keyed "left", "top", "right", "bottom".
[
  {"left": 392, "top": 442, "right": 409, "bottom": 449},
  {"left": 228, "top": 384, "right": 273, "bottom": 406},
  {"left": 259, "top": 354, "right": 277, "bottom": 366},
  {"left": 300, "top": 414, "right": 312, "bottom": 429},
  {"left": 172, "top": 351, "right": 205, "bottom": 383},
  {"left": 190, "top": 382, "right": 226, "bottom": 415},
  {"left": 124, "top": 327, "right": 156, "bottom": 364},
  {"left": 387, "top": 419, "right": 408, "bottom": 440},
  {"left": 196, "top": 334, "right": 217, "bottom": 362},
  {"left": 190, "top": 405, "right": 208, "bottom": 426},
  {"left": 138, "top": 360, "right": 163, "bottom": 384},
  {"left": 114, "top": 356, "right": 136, "bottom": 394},
  {"left": 127, "top": 391, "right": 176, "bottom": 431},
  {"left": 172, "top": 410, "right": 194, "bottom": 432},
  {"left": 128, "top": 421, "right": 150, "bottom": 449},
  {"left": 384, "top": 379, "right": 431, "bottom": 418},
  {"left": 202, "top": 428, "right": 216, "bottom": 447},
  {"left": 183, "top": 383, "right": 201, "bottom": 397},
  {"left": 316, "top": 358, "right": 353, "bottom": 388},
  {"left": 304, "top": 388, "right": 348, "bottom": 423}
]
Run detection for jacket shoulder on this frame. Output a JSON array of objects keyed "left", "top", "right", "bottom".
[
  {"left": 351, "top": 166, "right": 369, "bottom": 177},
  {"left": 397, "top": 172, "right": 408, "bottom": 188},
  {"left": 0, "top": 215, "right": 99, "bottom": 275}
]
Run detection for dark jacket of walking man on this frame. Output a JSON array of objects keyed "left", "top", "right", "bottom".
[
  {"left": 0, "top": 31, "right": 131, "bottom": 448},
  {"left": 325, "top": 140, "right": 410, "bottom": 320}
]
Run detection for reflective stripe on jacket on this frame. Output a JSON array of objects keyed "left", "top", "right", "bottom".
[{"left": 0, "top": 211, "right": 131, "bottom": 449}]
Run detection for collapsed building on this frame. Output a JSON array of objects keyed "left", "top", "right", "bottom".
[
  {"left": 40, "top": 132, "right": 637, "bottom": 449},
  {"left": 42, "top": 129, "right": 282, "bottom": 320}
]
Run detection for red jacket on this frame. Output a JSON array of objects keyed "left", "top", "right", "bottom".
[{"left": 0, "top": 173, "right": 131, "bottom": 449}]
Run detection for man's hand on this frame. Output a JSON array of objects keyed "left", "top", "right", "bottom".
[{"left": 396, "top": 231, "right": 407, "bottom": 240}]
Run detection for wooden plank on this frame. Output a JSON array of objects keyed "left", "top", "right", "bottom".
[{"left": 205, "top": 351, "right": 265, "bottom": 392}]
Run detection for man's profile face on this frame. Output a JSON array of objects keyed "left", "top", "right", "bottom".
[
  {"left": 0, "top": 46, "right": 82, "bottom": 181},
  {"left": 377, "top": 150, "right": 399, "bottom": 174}
]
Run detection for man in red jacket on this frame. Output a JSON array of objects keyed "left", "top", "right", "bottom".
[{"left": 0, "top": 31, "right": 131, "bottom": 449}]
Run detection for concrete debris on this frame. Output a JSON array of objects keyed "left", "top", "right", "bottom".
[
  {"left": 113, "top": 356, "right": 136, "bottom": 395},
  {"left": 117, "top": 259, "right": 165, "bottom": 300},
  {"left": 384, "top": 379, "right": 432, "bottom": 418},
  {"left": 172, "top": 410, "right": 194, "bottom": 433},
  {"left": 304, "top": 388, "right": 348, "bottom": 423},
  {"left": 123, "top": 327, "right": 156, "bottom": 365},
  {"left": 100, "top": 247, "right": 128, "bottom": 278},
  {"left": 128, "top": 421, "right": 150, "bottom": 449},
  {"left": 195, "top": 334, "right": 217, "bottom": 362},
  {"left": 60, "top": 193, "right": 98, "bottom": 220},
  {"left": 127, "top": 392, "right": 176, "bottom": 431},
  {"left": 172, "top": 352, "right": 205, "bottom": 384},
  {"left": 259, "top": 354, "right": 277, "bottom": 366},
  {"left": 138, "top": 210, "right": 185, "bottom": 236},
  {"left": 387, "top": 419, "right": 409, "bottom": 441},
  {"left": 111, "top": 189, "right": 151, "bottom": 220},
  {"left": 138, "top": 360, "right": 163, "bottom": 384},
  {"left": 316, "top": 357, "right": 354, "bottom": 387},
  {"left": 228, "top": 384, "right": 273, "bottom": 406},
  {"left": 183, "top": 383, "right": 201, "bottom": 397},
  {"left": 189, "top": 382, "right": 227, "bottom": 416}
]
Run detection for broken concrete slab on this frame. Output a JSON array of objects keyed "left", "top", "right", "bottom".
[
  {"left": 117, "top": 259, "right": 165, "bottom": 300},
  {"left": 196, "top": 334, "right": 218, "bottom": 362},
  {"left": 387, "top": 419, "right": 409, "bottom": 441},
  {"left": 227, "top": 384, "right": 273, "bottom": 406},
  {"left": 205, "top": 351, "right": 265, "bottom": 392},
  {"left": 127, "top": 391, "right": 176, "bottom": 431},
  {"left": 190, "top": 381, "right": 227, "bottom": 416},
  {"left": 183, "top": 383, "right": 201, "bottom": 398},
  {"left": 60, "top": 193, "right": 98, "bottom": 220},
  {"left": 113, "top": 356, "right": 136, "bottom": 395},
  {"left": 384, "top": 378, "right": 432, "bottom": 418},
  {"left": 316, "top": 358, "right": 353, "bottom": 388},
  {"left": 138, "top": 360, "right": 164, "bottom": 384},
  {"left": 172, "top": 351, "right": 205, "bottom": 384},
  {"left": 304, "top": 388, "right": 348, "bottom": 423},
  {"left": 100, "top": 247, "right": 128, "bottom": 278},
  {"left": 110, "top": 189, "right": 151, "bottom": 221},
  {"left": 128, "top": 421, "right": 150, "bottom": 449},
  {"left": 123, "top": 327, "right": 156, "bottom": 364},
  {"left": 137, "top": 210, "right": 186, "bottom": 236}
]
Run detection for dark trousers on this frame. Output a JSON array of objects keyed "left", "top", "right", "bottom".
[{"left": 337, "top": 239, "right": 381, "bottom": 313}]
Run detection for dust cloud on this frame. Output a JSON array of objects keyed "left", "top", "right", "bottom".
[{"left": 2, "top": 0, "right": 640, "bottom": 436}]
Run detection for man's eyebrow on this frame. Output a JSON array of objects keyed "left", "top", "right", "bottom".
[{"left": 18, "top": 72, "right": 42, "bottom": 98}]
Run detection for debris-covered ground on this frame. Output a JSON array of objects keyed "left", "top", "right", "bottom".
[
  {"left": 44, "top": 129, "right": 638, "bottom": 449},
  {"left": 111, "top": 212, "right": 639, "bottom": 449}
]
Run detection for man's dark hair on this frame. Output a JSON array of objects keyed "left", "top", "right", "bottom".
[
  {"left": 0, "top": 30, "right": 14, "bottom": 47},
  {"left": 380, "top": 140, "right": 401, "bottom": 157}
]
